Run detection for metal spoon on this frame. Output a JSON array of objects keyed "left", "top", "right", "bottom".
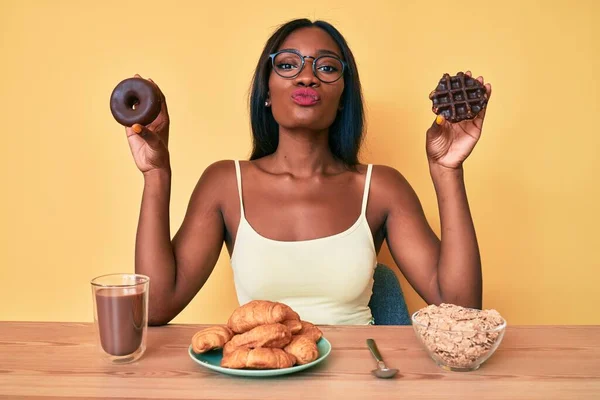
[{"left": 366, "top": 338, "right": 399, "bottom": 379}]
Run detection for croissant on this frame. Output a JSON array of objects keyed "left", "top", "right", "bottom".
[
  {"left": 282, "top": 319, "right": 303, "bottom": 334},
  {"left": 297, "top": 321, "right": 323, "bottom": 343},
  {"left": 284, "top": 335, "right": 319, "bottom": 365},
  {"left": 191, "top": 326, "right": 233, "bottom": 354},
  {"left": 221, "top": 347, "right": 296, "bottom": 369},
  {"left": 285, "top": 308, "right": 301, "bottom": 321},
  {"left": 227, "top": 300, "right": 299, "bottom": 333},
  {"left": 222, "top": 339, "right": 237, "bottom": 357},
  {"left": 227, "top": 323, "right": 292, "bottom": 350}
]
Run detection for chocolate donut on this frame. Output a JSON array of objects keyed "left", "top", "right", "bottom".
[{"left": 110, "top": 77, "right": 161, "bottom": 127}]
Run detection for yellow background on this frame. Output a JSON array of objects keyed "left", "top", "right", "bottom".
[{"left": 1, "top": 0, "right": 598, "bottom": 325}]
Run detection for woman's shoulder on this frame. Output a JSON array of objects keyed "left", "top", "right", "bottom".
[
  {"left": 199, "top": 159, "right": 237, "bottom": 181},
  {"left": 192, "top": 160, "right": 239, "bottom": 198},
  {"left": 368, "top": 164, "right": 420, "bottom": 207},
  {"left": 187, "top": 160, "right": 239, "bottom": 210},
  {"left": 367, "top": 163, "right": 409, "bottom": 185}
]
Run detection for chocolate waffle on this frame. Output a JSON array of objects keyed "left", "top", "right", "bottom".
[{"left": 429, "top": 72, "right": 487, "bottom": 123}]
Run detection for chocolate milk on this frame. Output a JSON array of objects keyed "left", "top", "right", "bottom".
[{"left": 95, "top": 289, "right": 146, "bottom": 356}]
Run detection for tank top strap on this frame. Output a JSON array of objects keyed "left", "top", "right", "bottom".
[
  {"left": 234, "top": 160, "right": 245, "bottom": 218},
  {"left": 361, "top": 164, "right": 373, "bottom": 215}
]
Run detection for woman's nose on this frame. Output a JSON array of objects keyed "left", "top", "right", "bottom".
[{"left": 294, "top": 59, "right": 319, "bottom": 86}]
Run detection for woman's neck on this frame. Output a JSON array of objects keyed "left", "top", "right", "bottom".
[{"left": 268, "top": 127, "right": 341, "bottom": 177}]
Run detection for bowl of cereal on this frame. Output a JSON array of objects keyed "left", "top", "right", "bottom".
[{"left": 411, "top": 303, "right": 506, "bottom": 372}]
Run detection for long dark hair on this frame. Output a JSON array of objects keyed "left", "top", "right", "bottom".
[{"left": 249, "top": 19, "right": 365, "bottom": 167}]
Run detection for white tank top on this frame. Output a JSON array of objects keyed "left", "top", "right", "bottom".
[{"left": 230, "top": 160, "right": 377, "bottom": 325}]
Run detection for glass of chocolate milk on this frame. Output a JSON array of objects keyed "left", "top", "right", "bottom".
[{"left": 91, "top": 274, "right": 149, "bottom": 363}]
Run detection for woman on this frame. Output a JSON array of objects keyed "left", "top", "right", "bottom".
[{"left": 126, "top": 19, "right": 491, "bottom": 326}]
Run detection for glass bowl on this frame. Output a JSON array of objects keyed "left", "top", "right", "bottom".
[{"left": 411, "top": 307, "right": 507, "bottom": 372}]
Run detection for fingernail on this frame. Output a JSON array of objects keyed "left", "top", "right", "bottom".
[
  {"left": 132, "top": 124, "right": 142, "bottom": 134},
  {"left": 436, "top": 115, "right": 444, "bottom": 125}
]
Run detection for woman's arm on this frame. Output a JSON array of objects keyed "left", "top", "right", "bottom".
[
  {"left": 380, "top": 71, "right": 490, "bottom": 308},
  {"left": 135, "top": 161, "right": 231, "bottom": 325},
  {"left": 122, "top": 75, "right": 232, "bottom": 325},
  {"left": 378, "top": 164, "right": 481, "bottom": 308}
]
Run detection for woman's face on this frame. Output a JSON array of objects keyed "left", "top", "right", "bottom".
[{"left": 268, "top": 27, "right": 345, "bottom": 132}]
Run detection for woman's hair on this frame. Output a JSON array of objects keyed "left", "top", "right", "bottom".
[{"left": 249, "top": 19, "right": 365, "bottom": 167}]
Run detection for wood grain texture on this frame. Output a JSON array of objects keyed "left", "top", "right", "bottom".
[{"left": 0, "top": 323, "right": 598, "bottom": 399}]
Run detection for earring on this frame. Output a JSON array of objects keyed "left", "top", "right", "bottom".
[{"left": 265, "top": 100, "right": 271, "bottom": 107}]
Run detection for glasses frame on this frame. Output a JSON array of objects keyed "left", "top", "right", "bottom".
[{"left": 268, "top": 49, "right": 347, "bottom": 84}]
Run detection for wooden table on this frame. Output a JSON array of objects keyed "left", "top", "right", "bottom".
[{"left": 0, "top": 323, "right": 598, "bottom": 399}]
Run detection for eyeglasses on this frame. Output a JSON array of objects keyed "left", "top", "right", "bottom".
[{"left": 268, "top": 50, "right": 346, "bottom": 84}]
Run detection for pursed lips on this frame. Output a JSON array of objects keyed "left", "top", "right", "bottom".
[{"left": 291, "top": 88, "right": 320, "bottom": 106}]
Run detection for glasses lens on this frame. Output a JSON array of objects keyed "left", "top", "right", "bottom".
[
  {"left": 273, "top": 52, "right": 303, "bottom": 78},
  {"left": 315, "top": 56, "right": 344, "bottom": 83}
]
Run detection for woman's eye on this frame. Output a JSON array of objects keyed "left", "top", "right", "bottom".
[
  {"left": 277, "top": 63, "right": 298, "bottom": 70},
  {"left": 318, "top": 65, "right": 338, "bottom": 73}
]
